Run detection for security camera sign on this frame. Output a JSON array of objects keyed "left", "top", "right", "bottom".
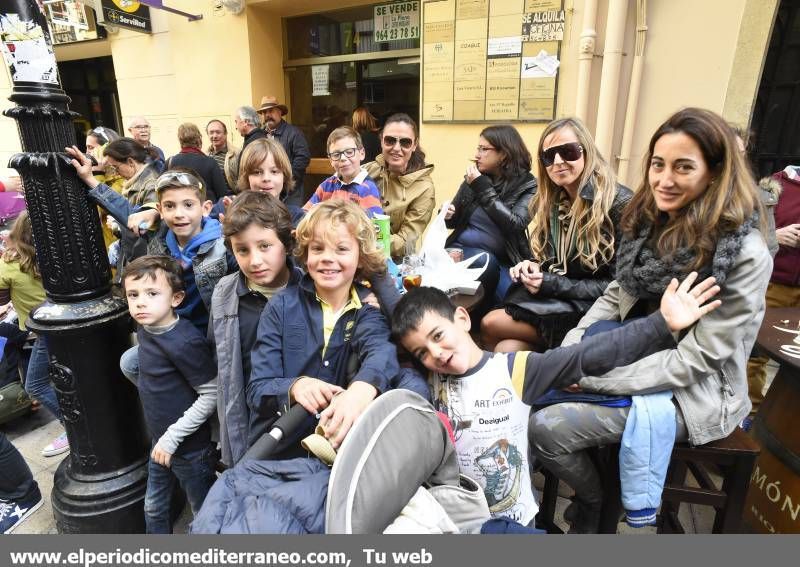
[{"left": 374, "top": 1, "right": 419, "bottom": 43}]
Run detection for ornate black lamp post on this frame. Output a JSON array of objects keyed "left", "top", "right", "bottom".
[{"left": 0, "top": 0, "right": 149, "bottom": 532}]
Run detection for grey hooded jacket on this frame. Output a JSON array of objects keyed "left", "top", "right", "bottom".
[
  {"left": 210, "top": 267, "right": 303, "bottom": 467},
  {"left": 564, "top": 230, "right": 771, "bottom": 446}
]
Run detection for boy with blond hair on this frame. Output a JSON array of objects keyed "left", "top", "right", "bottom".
[{"left": 248, "top": 200, "right": 398, "bottom": 456}]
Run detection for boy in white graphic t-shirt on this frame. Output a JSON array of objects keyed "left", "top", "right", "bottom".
[{"left": 391, "top": 275, "right": 720, "bottom": 526}]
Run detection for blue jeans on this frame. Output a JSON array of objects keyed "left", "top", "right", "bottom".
[
  {"left": 24, "top": 336, "right": 62, "bottom": 421},
  {"left": 120, "top": 345, "right": 139, "bottom": 384},
  {"left": 0, "top": 432, "right": 37, "bottom": 502},
  {"left": 144, "top": 443, "right": 217, "bottom": 534}
]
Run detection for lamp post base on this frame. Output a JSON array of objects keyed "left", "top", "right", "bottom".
[{"left": 27, "top": 294, "right": 150, "bottom": 534}]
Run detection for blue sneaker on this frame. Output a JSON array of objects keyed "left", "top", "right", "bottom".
[
  {"left": 741, "top": 416, "right": 753, "bottom": 432},
  {"left": 0, "top": 486, "right": 43, "bottom": 534}
]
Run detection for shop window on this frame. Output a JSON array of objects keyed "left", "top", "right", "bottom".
[
  {"left": 286, "top": 5, "right": 418, "bottom": 60},
  {"left": 286, "top": 59, "right": 420, "bottom": 160}
]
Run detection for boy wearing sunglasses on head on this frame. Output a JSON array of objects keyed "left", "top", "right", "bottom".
[
  {"left": 303, "top": 126, "right": 383, "bottom": 218},
  {"left": 69, "top": 145, "right": 238, "bottom": 333}
]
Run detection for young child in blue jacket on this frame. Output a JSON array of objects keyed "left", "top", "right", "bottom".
[
  {"left": 68, "top": 147, "right": 238, "bottom": 379},
  {"left": 68, "top": 146, "right": 238, "bottom": 331},
  {"left": 247, "top": 200, "right": 400, "bottom": 458}
]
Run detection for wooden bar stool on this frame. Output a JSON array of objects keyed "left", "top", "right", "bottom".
[
  {"left": 658, "top": 427, "right": 760, "bottom": 533},
  {"left": 536, "top": 444, "right": 623, "bottom": 534},
  {"left": 537, "top": 428, "right": 759, "bottom": 534}
]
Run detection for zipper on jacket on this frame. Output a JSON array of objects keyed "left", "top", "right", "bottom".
[{"left": 719, "top": 370, "right": 733, "bottom": 432}]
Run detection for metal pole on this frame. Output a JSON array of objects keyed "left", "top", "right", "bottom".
[{"left": 0, "top": 0, "right": 149, "bottom": 533}]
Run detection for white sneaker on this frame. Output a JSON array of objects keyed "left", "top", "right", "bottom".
[{"left": 42, "top": 432, "right": 69, "bottom": 457}]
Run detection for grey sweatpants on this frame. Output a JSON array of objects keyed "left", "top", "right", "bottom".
[{"left": 528, "top": 402, "right": 689, "bottom": 508}]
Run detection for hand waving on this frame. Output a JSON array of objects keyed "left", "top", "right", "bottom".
[{"left": 660, "top": 272, "right": 722, "bottom": 332}]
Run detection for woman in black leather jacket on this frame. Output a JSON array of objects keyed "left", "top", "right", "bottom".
[
  {"left": 444, "top": 125, "right": 537, "bottom": 313},
  {"left": 481, "top": 117, "right": 631, "bottom": 351}
]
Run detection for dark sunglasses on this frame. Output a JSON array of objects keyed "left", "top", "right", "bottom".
[
  {"left": 382, "top": 135, "right": 414, "bottom": 149},
  {"left": 541, "top": 142, "right": 583, "bottom": 166},
  {"left": 156, "top": 171, "right": 204, "bottom": 191}
]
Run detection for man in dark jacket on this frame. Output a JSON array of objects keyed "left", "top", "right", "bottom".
[
  {"left": 234, "top": 106, "right": 267, "bottom": 154},
  {"left": 256, "top": 96, "right": 311, "bottom": 208},
  {"left": 167, "top": 123, "right": 230, "bottom": 202}
]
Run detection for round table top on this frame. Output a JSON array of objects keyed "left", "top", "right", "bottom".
[{"left": 756, "top": 307, "right": 800, "bottom": 371}]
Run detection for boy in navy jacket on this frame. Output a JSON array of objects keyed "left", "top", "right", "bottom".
[{"left": 247, "top": 201, "right": 399, "bottom": 457}]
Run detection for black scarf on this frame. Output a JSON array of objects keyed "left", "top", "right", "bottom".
[{"left": 615, "top": 214, "right": 757, "bottom": 299}]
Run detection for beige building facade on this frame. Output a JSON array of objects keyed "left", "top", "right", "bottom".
[{"left": 0, "top": 0, "right": 783, "bottom": 201}]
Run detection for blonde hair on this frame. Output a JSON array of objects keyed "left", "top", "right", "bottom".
[
  {"left": 352, "top": 107, "right": 378, "bottom": 132},
  {"left": 327, "top": 126, "right": 363, "bottom": 151},
  {"left": 528, "top": 117, "right": 618, "bottom": 271},
  {"left": 622, "top": 107, "right": 762, "bottom": 270},
  {"left": 237, "top": 138, "right": 294, "bottom": 195},
  {"left": 177, "top": 122, "right": 203, "bottom": 148},
  {"left": 3, "top": 211, "right": 40, "bottom": 279},
  {"left": 294, "top": 200, "right": 386, "bottom": 279}
]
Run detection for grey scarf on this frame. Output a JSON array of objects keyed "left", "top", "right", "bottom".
[{"left": 615, "top": 214, "right": 757, "bottom": 299}]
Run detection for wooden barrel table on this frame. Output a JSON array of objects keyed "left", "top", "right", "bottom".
[{"left": 744, "top": 307, "right": 800, "bottom": 533}]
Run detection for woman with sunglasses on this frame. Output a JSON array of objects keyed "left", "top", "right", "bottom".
[
  {"left": 443, "top": 125, "right": 537, "bottom": 311},
  {"left": 365, "top": 113, "right": 435, "bottom": 260},
  {"left": 481, "top": 117, "right": 631, "bottom": 352},
  {"left": 529, "top": 108, "right": 770, "bottom": 533}
]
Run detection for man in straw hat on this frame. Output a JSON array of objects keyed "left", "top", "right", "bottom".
[{"left": 256, "top": 95, "right": 310, "bottom": 207}]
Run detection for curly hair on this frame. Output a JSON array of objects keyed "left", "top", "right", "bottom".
[
  {"left": 621, "top": 107, "right": 763, "bottom": 270},
  {"left": 528, "top": 117, "right": 618, "bottom": 272},
  {"left": 236, "top": 138, "right": 294, "bottom": 196},
  {"left": 294, "top": 200, "right": 386, "bottom": 279},
  {"left": 3, "top": 211, "right": 40, "bottom": 279}
]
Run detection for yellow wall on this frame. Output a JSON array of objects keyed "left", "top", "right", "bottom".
[
  {"left": 102, "top": 1, "right": 253, "bottom": 156},
  {"left": 615, "top": 0, "right": 771, "bottom": 188},
  {"left": 0, "top": 0, "right": 778, "bottom": 197}
]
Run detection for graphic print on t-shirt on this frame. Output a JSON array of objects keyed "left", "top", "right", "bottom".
[{"left": 431, "top": 354, "right": 538, "bottom": 525}]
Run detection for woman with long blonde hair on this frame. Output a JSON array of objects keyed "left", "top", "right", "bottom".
[
  {"left": 481, "top": 117, "right": 631, "bottom": 351},
  {"left": 529, "top": 108, "right": 770, "bottom": 533}
]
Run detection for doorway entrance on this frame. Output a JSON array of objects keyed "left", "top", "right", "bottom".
[
  {"left": 58, "top": 56, "right": 123, "bottom": 150},
  {"left": 283, "top": 3, "right": 421, "bottom": 177},
  {"left": 749, "top": 0, "right": 800, "bottom": 177}
]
